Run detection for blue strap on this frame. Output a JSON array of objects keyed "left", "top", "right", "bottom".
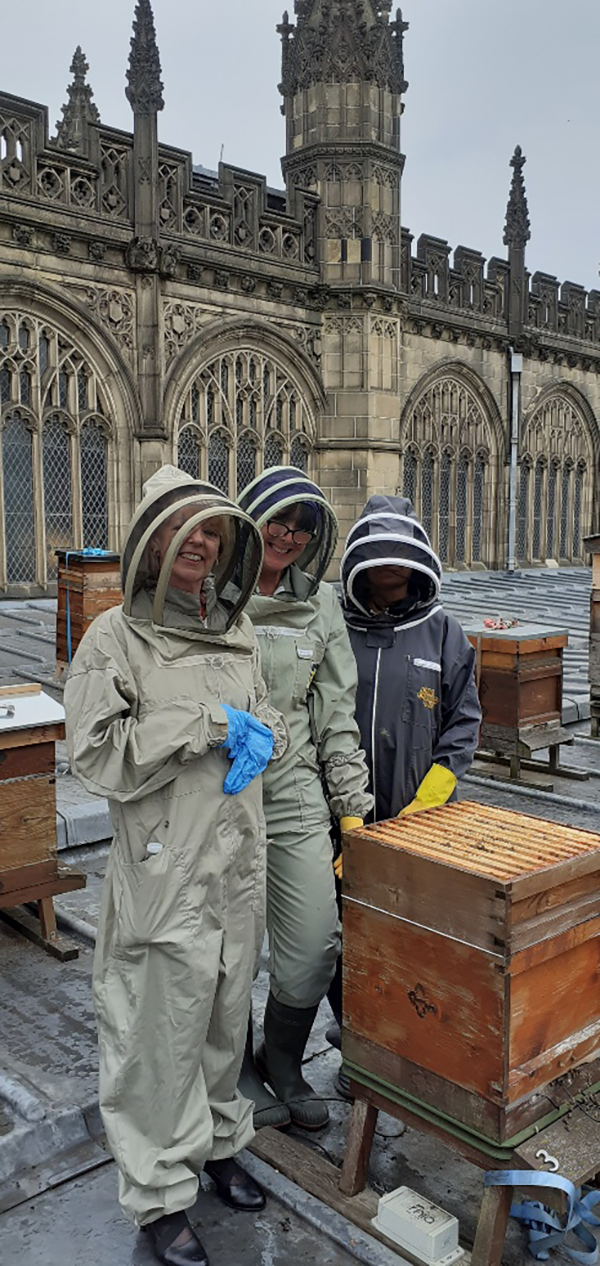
[
  {"left": 485, "top": 1171, "right": 600, "bottom": 1263},
  {"left": 64, "top": 549, "right": 116, "bottom": 665}
]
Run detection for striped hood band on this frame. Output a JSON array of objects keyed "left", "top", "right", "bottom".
[
  {"left": 341, "top": 494, "right": 442, "bottom": 626},
  {"left": 238, "top": 465, "right": 338, "bottom": 595}
]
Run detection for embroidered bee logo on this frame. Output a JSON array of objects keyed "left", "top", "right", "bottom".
[{"left": 417, "top": 686, "right": 439, "bottom": 710}]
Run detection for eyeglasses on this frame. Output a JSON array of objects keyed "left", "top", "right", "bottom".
[{"left": 266, "top": 521, "right": 315, "bottom": 547}]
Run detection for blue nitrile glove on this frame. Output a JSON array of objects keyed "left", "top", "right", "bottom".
[{"left": 221, "top": 705, "right": 274, "bottom": 795}]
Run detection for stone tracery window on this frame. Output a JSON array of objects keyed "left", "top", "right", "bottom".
[
  {"left": 400, "top": 374, "right": 496, "bottom": 567},
  {"left": 177, "top": 348, "right": 314, "bottom": 496},
  {"left": 0, "top": 311, "right": 114, "bottom": 589},
  {"left": 518, "top": 392, "right": 595, "bottom": 565}
]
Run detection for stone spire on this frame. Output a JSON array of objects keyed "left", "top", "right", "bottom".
[
  {"left": 54, "top": 47, "right": 100, "bottom": 155},
  {"left": 503, "top": 146, "right": 531, "bottom": 250},
  {"left": 126, "top": 0, "right": 164, "bottom": 117},
  {"left": 279, "top": 0, "right": 409, "bottom": 100}
]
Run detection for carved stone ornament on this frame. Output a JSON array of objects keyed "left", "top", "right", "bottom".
[
  {"left": 267, "top": 280, "right": 284, "bottom": 300},
  {"left": 293, "top": 324, "right": 322, "bottom": 366},
  {"left": 53, "top": 232, "right": 72, "bottom": 255},
  {"left": 126, "top": 0, "right": 165, "bottom": 117},
  {"left": 89, "top": 240, "right": 107, "bottom": 262},
  {"left": 53, "top": 46, "right": 101, "bottom": 155},
  {"left": 213, "top": 270, "right": 230, "bottom": 291},
  {"left": 241, "top": 276, "right": 257, "bottom": 294},
  {"left": 163, "top": 300, "right": 208, "bottom": 365},
  {"left": 186, "top": 262, "right": 204, "bottom": 284},
  {"left": 159, "top": 243, "right": 180, "bottom": 279},
  {"left": 126, "top": 235, "right": 159, "bottom": 273},
  {"left": 279, "top": 1, "right": 409, "bottom": 99},
  {"left": 69, "top": 284, "right": 135, "bottom": 361},
  {"left": 503, "top": 146, "right": 531, "bottom": 250},
  {"left": 13, "top": 225, "right": 33, "bottom": 247}
]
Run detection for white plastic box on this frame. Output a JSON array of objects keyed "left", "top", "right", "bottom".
[{"left": 372, "top": 1186, "right": 464, "bottom": 1265}]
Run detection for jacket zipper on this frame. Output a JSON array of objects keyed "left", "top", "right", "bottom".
[{"left": 371, "top": 647, "right": 382, "bottom": 818}]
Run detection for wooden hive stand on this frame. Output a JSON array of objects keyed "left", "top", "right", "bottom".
[
  {"left": 339, "top": 803, "right": 600, "bottom": 1264},
  {"left": 465, "top": 621, "right": 586, "bottom": 787},
  {"left": 0, "top": 683, "right": 86, "bottom": 961}
]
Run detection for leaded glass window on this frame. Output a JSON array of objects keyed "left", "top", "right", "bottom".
[
  {"left": 2, "top": 412, "right": 35, "bottom": 583},
  {"left": 236, "top": 433, "right": 256, "bottom": 495},
  {"left": 264, "top": 432, "right": 284, "bottom": 469},
  {"left": 532, "top": 460, "right": 544, "bottom": 560},
  {"left": 456, "top": 455, "right": 468, "bottom": 563},
  {"left": 208, "top": 430, "right": 230, "bottom": 493},
  {"left": 0, "top": 310, "right": 115, "bottom": 586},
  {"left": 290, "top": 435, "right": 308, "bottom": 472},
  {"left": 517, "top": 462, "right": 530, "bottom": 563},
  {"left": 574, "top": 466, "right": 584, "bottom": 558},
  {"left": 43, "top": 416, "right": 72, "bottom": 579},
  {"left": 559, "top": 466, "right": 571, "bottom": 559},
  {"left": 81, "top": 420, "right": 109, "bottom": 548},
  {"left": 546, "top": 462, "right": 558, "bottom": 559},
  {"left": 421, "top": 450, "right": 434, "bottom": 541},
  {"left": 472, "top": 455, "right": 484, "bottom": 563},
  {"left": 177, "top": 425, "right": 200, "bottom": 479},
  {"left": 402, "top": 374, "right": 494, "bottom": 567},
  {"left": 402, "top": 448, "right": 417, "bottom": 505},
  {"left": 521, "top": 393, "right": 595, "bottom": 564},
  {"left": 177, "top": 349, "right": 314, "bottom": 497},
  {"left": 438, "top": 452, "right": 451, "bottom": 563}
]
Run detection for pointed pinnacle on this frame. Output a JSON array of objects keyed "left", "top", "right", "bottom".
[
  {"left": 54, "top": 45, "right": 100, "bottom": 152},
  {"left": 126, "top": 0, "right": 164, "bottom": 116},
  {"left": 504, "top": 145, "right": 531, "bottom": 250}
]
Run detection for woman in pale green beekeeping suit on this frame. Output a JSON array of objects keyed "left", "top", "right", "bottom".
[
  {"left": 65, "top": 467, "right": 288, "bottom": 1266},
  {"left": 237, "top": 467, "right": 373, "bottom": 1132}
]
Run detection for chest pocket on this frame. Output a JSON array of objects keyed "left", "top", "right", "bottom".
[
  {"left": 293, "top": 640, "right": 323, "bottom": 706},
  {"left": 402, "top": 656, "right": 442, "bottom": 747}
]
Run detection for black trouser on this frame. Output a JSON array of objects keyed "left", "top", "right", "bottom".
[{"left": 327, "top": 850, "right": 343, "bottom": 1028}]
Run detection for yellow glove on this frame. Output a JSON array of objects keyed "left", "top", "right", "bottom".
[
  {"left": 398, "top": 765, "right": 457, "bottom": 819},
  {"left": 334, "top": 817, "right": 364, "bottom": 879}
]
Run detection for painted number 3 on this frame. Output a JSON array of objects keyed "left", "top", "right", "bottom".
[{"left": 535, "top": 1149, "right": 560, "bottom": 1173}]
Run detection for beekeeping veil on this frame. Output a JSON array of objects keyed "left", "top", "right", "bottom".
[
  {"left": 237, "top": 466, "right": 338, "bottom": 597},
  {"left": 121, "top": 465, "right": 263, "bottom": 632}
]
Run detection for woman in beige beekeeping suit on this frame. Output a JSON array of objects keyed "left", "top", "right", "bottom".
[{"left": 65, "top": 466, "right": 287, "bottom": 1266}]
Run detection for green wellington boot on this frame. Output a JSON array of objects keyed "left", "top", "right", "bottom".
[
  {"left": 255, "top": 993, "right": 330, "bottom": 1131},
  {"left": 238, "top": 1016, "right": 291, "bottom": 1130}
]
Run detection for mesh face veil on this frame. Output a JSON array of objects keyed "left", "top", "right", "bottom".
[
  {"left": 238, "top": 466, "right": 338, "bottom": 595},
  {"left": 121, "top": 466, "right": 264, "bottom": 632},
  {"left": 341, "top": 495, "right": 443, "bottom": 624}
]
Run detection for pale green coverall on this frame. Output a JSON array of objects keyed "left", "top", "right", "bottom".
[
  {"left": 65, "top": 471, "right": 286, "bottom": 1226},
  {"left": 247, "top": 565, "right": 373, "bottom": 1009}
]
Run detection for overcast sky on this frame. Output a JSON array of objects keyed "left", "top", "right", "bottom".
[{"left": 3, "top": 1, "right": 598, "bottom": 289}]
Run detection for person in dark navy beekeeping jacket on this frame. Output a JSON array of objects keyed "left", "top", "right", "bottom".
[{"left": 340, "top": 494, "right": 481, "bottom": 825}]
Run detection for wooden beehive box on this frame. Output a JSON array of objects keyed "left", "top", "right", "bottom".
[
  {"left": 342, "top": 802, "right": 600, "bottom": 1145},
  {"left": 0, "top": 685, "right": 81, "bottom": 902},
  {"left": 465, "top": 622, "right": 568, "bottom": 754},
  {"left": 55, "top": 550, "right": 121, "bottom": 677}
]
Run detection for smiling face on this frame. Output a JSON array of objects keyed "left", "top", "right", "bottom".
[
  {"left": 367, "top": 564, "right": 413, "bottom": 609},
  {"left": 151, "top": 507, "right": 222, "bottom": 595},
  {"left": 260, "top": 503, "right": 317, "bottom": 581}
]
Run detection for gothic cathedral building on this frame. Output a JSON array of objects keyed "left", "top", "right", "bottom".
[{"left": 0, "top": 0, "right": 598, "bottom": 593}]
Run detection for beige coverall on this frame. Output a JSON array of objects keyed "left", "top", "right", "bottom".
[{"left": 65, "top": 471, "right": 286, "bottom": 1226}]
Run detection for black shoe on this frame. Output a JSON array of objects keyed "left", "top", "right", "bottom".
[
  {"left": 145, "top": 1211, "right": 209, "bottom": 1266},
  {"left": 204, "top": 1157, "right": 266, "bottom": 1211},
  {"left": 335, "top": 1064, "right": 354, "bottom": 1102},
  {"left": 325, "top": 1023, "right": 341, "bottom": 1051}
]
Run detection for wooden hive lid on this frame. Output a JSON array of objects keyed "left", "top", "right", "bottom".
[{"left": 363, "top": 802, "right": 600, "bottom": 882}]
